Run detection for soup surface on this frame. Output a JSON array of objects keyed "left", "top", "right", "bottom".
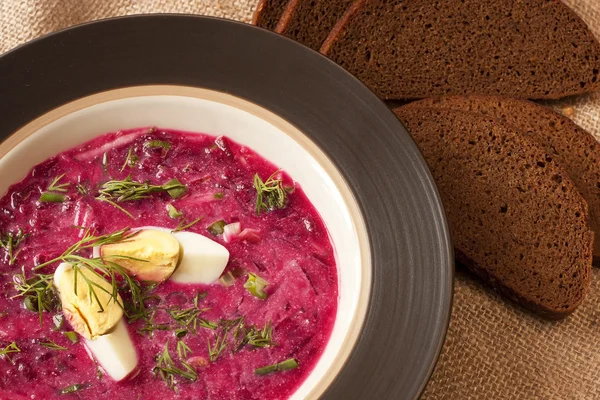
[{"left": 0, "top": 127, "right": 338, "bottom": 399}]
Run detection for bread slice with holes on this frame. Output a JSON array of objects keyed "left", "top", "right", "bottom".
[
  {"left": 394, "top": 106, "right": 593, "bottom": 318},
  {"left": 252, "top": 0, "right": 290, "bottom": 30},
  {"left": 321, "top": 0, "right": 600, "bottom": 100},
  {"left": 275, "top": 0, "right": 354, "bottom": 51},
  {"left": 403, "top": 95, "right": 600, "bottom": 262}
]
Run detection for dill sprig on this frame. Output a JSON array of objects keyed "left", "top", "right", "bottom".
[
  {"left": 12, "top": 267, "right": 59, "bottom": 325},
  {"left": 97, "top": 176, "right": 186, "bottom": 202},
  {"left": 60, "top": 384, "right": 87, "bottom": 394},
  {"left": 167, "top": 292, "right": 216, "bottom": 332},
  {"left": 96, "top": 197, "right": 134, "bottom": 219},
  {"left": 0, "top": 342, "right": 21, "bottom": 364},
  {"left": 172, "top": 217, "right": 203, "bottom": 233},
  {"left": 32, "top": 228, "right": 150, "bottom": 320},
  {"left": 76, "top": 184, "right": 88, "bottom": 195},
  {"left": 208, "top": 324, "right": 231, "bottom": 362},
  {"left": 246, "top": 321, "right": 273, "bottom": 348},
  {"left": 0, "top": 229, "right": 27, "bottom": 265},
  {"left": 39, "top": 339, "right": 68, "bottom": 351},
  {"left": 208, "top": 317, "right": 274, "bottom": 362},
  {"left": 253, "top": 170, "right": 287, "bottom": 215},
  {"left": 168, "top": 307, "right": 217, "bottom": 331},
  {"left": 153, "top": 341, "right": 197, "bottom": 390},
  {"left": 39, "top": 174, "right": 70, "bottom": 203},
  {"left": 47, "top": 174, "right": 70, "bottom": 192},
  {"left": 140, "top": 292, "right": 215, "bottom": 335},
  {"left": 139, "top": 314, "right": 171, "bottom": 335},
  {"left": 120, "top": 147, "right": 138, "bottom": 172},
  {"left": 144, "top": 140, "right": 172, "bottom": 154},
  {"left": 176, "top": 340, "right": 192, "bottom": 359},
  {"left": 125, "top": 282, "right": 159, "bottom": 324},
  {"left": 96, "top": 176, "right": 186, "bottom": 217}
]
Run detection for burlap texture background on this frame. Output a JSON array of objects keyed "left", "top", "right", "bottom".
[{"left": 1, "top": 1, "right": 599, "bottom": 398}]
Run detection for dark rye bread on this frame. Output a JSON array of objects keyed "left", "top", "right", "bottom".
[
  {"left": 275, "top": 0, "right": 354, "bottom": 51},
  {"left": 321, "top": 0, "right": 600, "bottom": 100},
  {"left": 404, "top": 95, "right": 600, "bottom": 262},
  {"left": 252, "top": 0, "right": 289, "bottom": 30},
  {"left": 394, "top": 107, "right": 593, "bottom": 318}
]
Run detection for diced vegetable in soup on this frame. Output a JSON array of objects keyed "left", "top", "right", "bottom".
[{"left": 0, "top": 127, "right": 338, "bottom": 400}]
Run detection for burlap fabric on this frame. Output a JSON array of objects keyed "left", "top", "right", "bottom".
[{"left": 1, "top": 1, "right": 600, "bottom": 398}]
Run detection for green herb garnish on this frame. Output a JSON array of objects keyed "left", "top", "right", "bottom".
[
  {"left": 76, "top": 184, "right": 88, "bottom": 195},
  {"left": 96, "top": 176, "right": 186, "bottom": 218},
  {"left": 176, "top": 340, "right": 192, "bottom": 359},
  {"left": 169, "top": 306, "right": 217, "bottom": 332},
  {"left": 255, "top": 358, "right": 298, "bottom": 375},
  {"left": 40, "top": 339, "right": 68, "bottom": 351},
  {"left": 245, "top": 321, "right": 273, "bottom": 348},
  {"left": 213, "top": 192, "right": 223, "bottom": 199},
  {"left": 39, "top": 175, "right": 70, "bottom": 202},
  {"left": 167, "top": 204, "right": 183, "bottom": 219},
  {"left": 172, "top": 217, "right": 203, "bottom": 233},
  {"left": 126, "top": 281, "right": 160, "bottom": 324},
  {"left": 12, "top": 267, "right": 59, "bottom": 325},
  {"left": 144, "top": 140, "right": 172, "bottom": 153},
  {"left": 0, "top": 342, "right": 21, "bottom": 364},
  {"left": 0, "top": 229, "right": 27, "bottom": 265},
  {"left": 48, "top": 174, "right": 70, "bottom": 192},
  {"left": 97, "top": 176, "right": 186, "bottom": 202},
  {"left": 97, "top": 197, "right": 134, "bottom": 219},
  {"left": 174, "top": 328, "right": 188, "bottom": 338},
  {"left": 253, "top": 170, "right": 287, "bottom": 215},
  {"left": 244, "top": 273, "right": 268, "bottom": 300},
  {"left": 121, "top": 147, "right": 139, "bottom": 172},
  {"left": 207, "top": 220, "right": 226, "bottom": 236},
  {"left": 153, "top": 342, "right": 197, "bottom": 390},
  {"left": 208, "top": 317, "right": 274, "bottom": 361},
  {"left": 139, "top": 321, "right": 171, "bottom": 335},
  {"left": 207, "top": 326, "right": 230, "bottom": 362},
  {"left": 39, "top": 192, "right": 66, "bottom": 203},
  {"left": 167, "top": 292, "right": 215, "bottom": 332},
  {"left": 60, "top": 384, "right": 86, "bottom": 394},
  {"left": 165, "top": 178, "right": 186, "bottom": 199},
  {"left": 63, "top": 331, "right": 79, "bottom": 343}
]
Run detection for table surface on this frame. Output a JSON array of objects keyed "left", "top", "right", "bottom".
[{"left": 1, "top": 0, "right": 600, "bottom": 398}]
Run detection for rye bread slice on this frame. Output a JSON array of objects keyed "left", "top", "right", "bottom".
[
  {"left": 275, "top": 0, "right": 354, "bottom": 51},
  {"left": 321, "top": 0, "right": 600, "bottom": 100},
  {"left": 252, "top": 0, "right": 289, "bottom": 30},
  {"left": 394, "top": 107, "right": 593, "bottom": 318},
  {"left": 404, "top": 95, "right": 600, "bottom": 262}
]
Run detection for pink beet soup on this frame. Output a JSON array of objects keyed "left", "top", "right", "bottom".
[{"left": 0, "top": 127, "right": 338, "bottom": 399}]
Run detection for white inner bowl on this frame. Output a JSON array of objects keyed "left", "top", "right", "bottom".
[{"left": 0, "top": 86, "right": 371, "bottom": 399}]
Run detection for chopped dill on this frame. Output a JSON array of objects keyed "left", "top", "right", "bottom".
[
  {"left": 0, "top": 229, "right": 27, "bottom": 265},
  {"left": 0, "top": 342, "right": 21, "bottom": 364},
  {"left": 253, "top": 170, "right": 287, "bottom": 215}
]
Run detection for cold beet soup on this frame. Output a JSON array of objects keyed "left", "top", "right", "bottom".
[{"left": 0, "top": 127, "right": 338, "bottom": 399}]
